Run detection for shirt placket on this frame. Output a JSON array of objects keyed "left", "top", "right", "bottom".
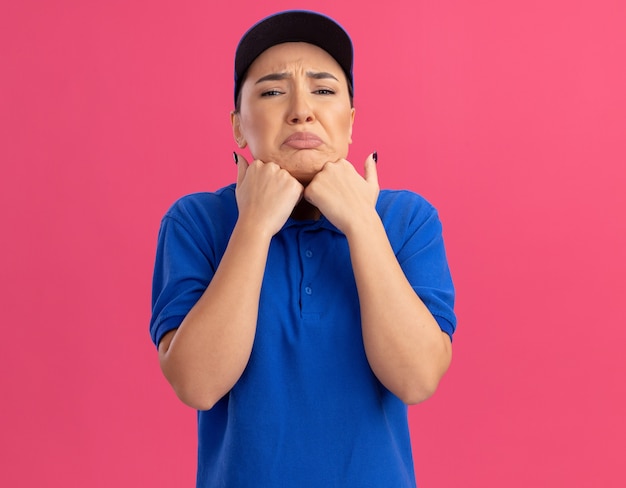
[{"left": 298, "top": 228, "right": 319, "bottom": 319}]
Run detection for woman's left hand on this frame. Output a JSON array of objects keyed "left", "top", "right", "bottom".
[
  {"left": 303, "top": 153, "right": 379, "bottom": 235},
  {"left": 305, "top": 152, "right": 451, "bottom": 404}
]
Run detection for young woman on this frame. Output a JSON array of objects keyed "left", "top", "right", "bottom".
[{"left": 150, "top": 10, "right": 456, "bottom": 487}]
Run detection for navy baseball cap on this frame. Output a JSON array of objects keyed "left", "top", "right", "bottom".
[{"left": 234, "top": 10, "right": 354, "bottom": 105}]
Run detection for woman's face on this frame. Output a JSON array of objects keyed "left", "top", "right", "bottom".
[{"left": 231, "top": 42, "right": 355, "bottom": 184}]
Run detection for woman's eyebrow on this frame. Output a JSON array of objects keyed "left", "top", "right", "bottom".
[
  {"left": 255, "top": 71, "right": 339, "bottom": 84},
  {"left": 307, "top": 71, "right": 339, "bottom": 81},
  {"left": 255, "top": 72, "right": 290, "bottom": 84}
]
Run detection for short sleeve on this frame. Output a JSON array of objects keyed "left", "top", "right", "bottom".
[
  {"left": 149, "top": 215, "right": 214, "bottom": 347},
  {"left": 378, "top": 191, "right": 457, "bottom": 339},
  {"left": 149, "top": 189, "right": 237, "bottom": 347}
]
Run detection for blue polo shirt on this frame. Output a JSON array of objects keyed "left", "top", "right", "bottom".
[{"left": 150, "top": 184, "right": 456, "bottom": 487}]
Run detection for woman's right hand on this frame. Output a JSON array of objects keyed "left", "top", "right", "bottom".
[{"left": 235, "top": 153, "right": 304, "bottom": 237}]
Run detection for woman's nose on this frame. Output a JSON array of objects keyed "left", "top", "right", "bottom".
[{"left": 287, "top": 90, "right": 315, "bottom": 124}]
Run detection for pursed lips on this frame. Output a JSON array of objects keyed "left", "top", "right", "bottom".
[{"left": 282, "top": 132, "right": 323, "bottom": 149}]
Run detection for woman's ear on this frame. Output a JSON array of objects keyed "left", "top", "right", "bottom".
[
  {"left": 230, "top": 111, "right": 247, "bottom": 148},
  {"left": 348, "top": 107, "right": 355, "bottom": 144}
]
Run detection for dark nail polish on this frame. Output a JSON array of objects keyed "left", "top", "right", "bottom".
[
  {"left": 233, "top": 152, "right": 239, "bottom": 164},
  {"left": 373, "top": 151, "right": 378, "bottom": 163}
]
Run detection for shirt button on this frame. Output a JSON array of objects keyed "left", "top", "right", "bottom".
[
  {"left": 305, "top": 250, "right": 313, "bottom": 258},
  {"left": 305, "top": 286, "right": 312, "bottom": 295}
]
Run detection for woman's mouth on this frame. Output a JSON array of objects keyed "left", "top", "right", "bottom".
[{"left": 283, "top": 132, "right": 323, "bottom": 149}]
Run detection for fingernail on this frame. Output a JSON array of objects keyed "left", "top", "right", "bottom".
[
  {"left": 233, "top": 152, "right": 239, "bottom": 164},
  {"left": 372, "top": 151, "right": 378, "bottom": 163}
]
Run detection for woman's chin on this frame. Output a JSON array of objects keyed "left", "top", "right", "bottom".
[
  {"left": 284, "top": 153, "right": 338, "bottom": 182},
  {"left": 288, "top": 165, "right": 325, "bottom": 185}
]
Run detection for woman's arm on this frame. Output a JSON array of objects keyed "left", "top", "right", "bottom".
[
  {"left": 305, "top": 155, "right": 452, "bottom": 404},
  {"left": 345, "top": 212, "right": 452, "bottom": 404},
  {"left": 158, "top": 156, "right": 303, "bottom": 410}
]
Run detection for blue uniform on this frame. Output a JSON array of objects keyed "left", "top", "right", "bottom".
[{"left": 150, "top": 183, "right": 456, "bottom": 487}]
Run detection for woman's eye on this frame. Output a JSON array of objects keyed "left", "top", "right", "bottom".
[
  {"left": 261, "top": 90, "right": 282, "bottom": 97},
  {"left": 314, "top": 89, "right": 335, "bottom": 95}
]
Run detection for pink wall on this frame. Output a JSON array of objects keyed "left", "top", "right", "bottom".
[{"left": 2, "top": 1, "right": 625, "bottom": 486}]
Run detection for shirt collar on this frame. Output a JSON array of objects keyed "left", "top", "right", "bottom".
[{"left": 282, "top": 215, "right": 343, "bottom": 234}]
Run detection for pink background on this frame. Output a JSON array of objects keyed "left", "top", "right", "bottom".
[{"left": 2, "top": 1, "right": 625, "bottom": 486}]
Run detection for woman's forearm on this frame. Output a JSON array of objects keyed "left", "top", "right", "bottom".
[
  {"left": 158, "top": 220, "right": 273, "bottom": 410},
  {"left": 346, "top": 213, "right": 452, "bottom": 405}
]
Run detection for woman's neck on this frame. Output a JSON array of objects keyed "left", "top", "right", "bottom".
[{"left": 290, "top": 199, "right": 321, "bottom": 221}]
